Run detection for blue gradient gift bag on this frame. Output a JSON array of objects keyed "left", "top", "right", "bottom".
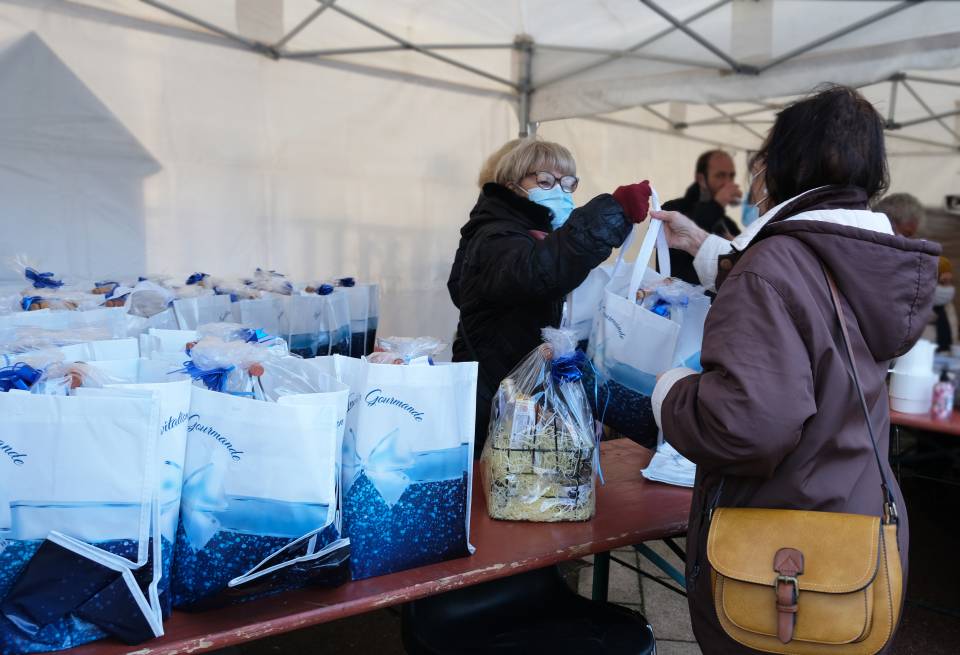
[
  {"left": 334, "top": 353, "right": 477, "bottom": 580},
  {"left": 0, "top": 390, "right": 164, "bottom": 654},
  {"left": 171, "top": 356, "right": 349, "bottom": 609}
]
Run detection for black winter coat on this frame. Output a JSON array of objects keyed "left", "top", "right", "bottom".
[
  {"left": 448, "top": 183, "right": 631, "bottom": 451},
  {"left": 663, "top": 182, "right": 741, "bottom": 285}
]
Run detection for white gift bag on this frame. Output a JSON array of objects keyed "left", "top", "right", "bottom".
[
  {"left": 280, "top": 295, "right": 324, "bottom": 358},
  {"left": 88, "top": 359, "right": 193, "bottom": 616},
  {"left": 171, "top": 366, "right": 348, "bottom": 609},
  {"left": 172, "top": 295, "right": 232, "bottom": 330},
  {"left": 318, "top": 290, "right": 351, "bottom": 357},
  {"left": 0, "top": 390, "right": 164, "bottom": 651},
  {"left": 339, "top": 282, "right": 379, "bottom": 357},
  {"left": 589, "top": 197, "right": 710, "bottom": 400},
  {"left": 334, "top": 355, "right": 477, "bottom": 580},
  {"left": 565, "top": 265, "right": 613, "bottom": 344},
  {"left": 57, "top": 338, "right": 140, "bottom": 362},
  {"left": 234, "top": 296, "right": 284, "bottom": 337}
]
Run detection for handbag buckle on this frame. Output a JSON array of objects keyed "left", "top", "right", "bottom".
[{"left": 775, "top": 575, "right": 799, "bottom": 602}]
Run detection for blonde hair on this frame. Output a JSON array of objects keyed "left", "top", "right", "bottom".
[
  {"left": 493, "top": 138, "right": 577, "bottom": 188},
  {"left": 478, "top": 139, "right": 522, "bottom": 188}
]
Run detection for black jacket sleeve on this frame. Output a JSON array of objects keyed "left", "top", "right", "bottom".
[{"left": 472, "top": 194, "right": 631, "bottom": 305}]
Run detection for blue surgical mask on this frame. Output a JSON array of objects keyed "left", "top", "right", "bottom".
[
  {"left": 742, "top": 202, "right": 760, "bottom": 226},
  {"left": 526, "top": 184, "right": 575, "bottom": 230}
]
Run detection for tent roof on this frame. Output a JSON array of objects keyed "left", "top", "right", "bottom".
[{"left": 7, "top": 0, "right": 960, "bottom": 155}]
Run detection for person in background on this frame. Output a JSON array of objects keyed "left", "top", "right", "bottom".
[
  {"left": 663, "top": 149, "right": 742, "bottom": 284},
  {"left": 650, "top": 85, "right": 939, "bottom": 653},
  {"left": 926, "top": 257, "right": 956, "bottom": 352},
  {"left": 448, "top": 138, "right": 652, "bottom": 451},
  {"left": 874, "top": 192, "right": 925, "bottom": 238}
]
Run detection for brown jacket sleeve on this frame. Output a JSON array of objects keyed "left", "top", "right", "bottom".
[{"left": 661, "top": 271, "right": 817, "bottom": 478}]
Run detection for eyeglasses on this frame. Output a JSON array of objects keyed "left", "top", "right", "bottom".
[{"left": 525, "top": 171, "right": 579, "bottom": 193}]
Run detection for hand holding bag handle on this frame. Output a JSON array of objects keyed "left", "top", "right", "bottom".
[
  {"left": 606, "top": 188, "right": 671, "bottom": 301},
  {"left": 564, "top": 187, "right": 669, "bottom": 327}
]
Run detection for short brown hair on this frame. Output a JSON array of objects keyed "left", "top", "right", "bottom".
[{"left": 755, "top": 84, "right": 889, "bottom": 206}]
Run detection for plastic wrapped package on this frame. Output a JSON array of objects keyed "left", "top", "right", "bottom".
[
  {"left": 0, "top": 350, "right": 118, "bottom": 396},
  {"left": 367, "top": 336, "right": 445, "bottom": 365},
  {"left": 250, "top": 268, "right": 294, "bottom": 296},
  {"left": 481, "top": 328, "right": 598, "bottom": 523},
  {"left": 0, "top": 326, "right": 113, "bottom": 355}
]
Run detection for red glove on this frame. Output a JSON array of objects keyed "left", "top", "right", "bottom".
[{"left": 612, "top": 180, "right": 652, "bottom": 224}]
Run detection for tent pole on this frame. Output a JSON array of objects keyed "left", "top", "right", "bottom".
[
  {"left": 899, "top": 80, "right": 960, "bottom": 143},
  {"left": 329, "top": 5, "right": 519, "bottom": 90},
  {"left": 756, "top": 1, "right": 922, "bottom": 74},
  {"left": 682, "top": 105, "right": 781, "bottom": 128},
  {"left": 885, "top": 132, "right": 959, "bottom": 152},
  {"left": 516, "top": 36, "right": 536, "bottom": 137},
  {"left": 904, "top": 75, "right": 960, "bottom": 89},
  {"left": 639, "top": 0, "right": 752, "bottom": 74},
  {"left": 707, "top": 104, "right": 766, "bottom": 141},
  {"left": 584, "top": 116, "right": 747, "bottom": 152},
  {"left": 895, "top": 109, "right": 960, "bottom": 131},
  {"left": 284, "top": 43, "right": 516, "bottom": 59},
  {"left": 887, "top": 79, "right": 899, "bottom": 125},
  {"left": 138, "top": 0, "right": 261, "bottom": 53},
  {"left": 535, "top": 44, "right": 727, "bottom": 72},
  {"left": 536, "top": 0, "right": 731, "bottom": 88},
  {"left": 273, "top": 0, "right": 337, "bottom": 52}
]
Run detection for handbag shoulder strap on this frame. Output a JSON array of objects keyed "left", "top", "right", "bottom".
[{"left": 821, "top": 264, "right": 899, "bottom": 525}]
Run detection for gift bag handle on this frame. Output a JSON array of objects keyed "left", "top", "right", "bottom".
[
  {"left": 608, "top": 188, "right": 670, "bottom": 299},
  {"left": 563, "top": 187, "right": 669, "bottom": 326}
]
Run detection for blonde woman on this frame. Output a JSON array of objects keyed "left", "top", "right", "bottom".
[{"left": 448, "top": 137, "right": 652, "bottom": 450}]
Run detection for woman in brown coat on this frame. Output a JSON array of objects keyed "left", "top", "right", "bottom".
[{"left": 651, "top": 86, "right": 940, "bottom": 653}]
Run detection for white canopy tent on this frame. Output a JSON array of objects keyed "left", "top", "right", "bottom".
[{"left": 0, "top": 0, "right": 958, "bottom": 342}]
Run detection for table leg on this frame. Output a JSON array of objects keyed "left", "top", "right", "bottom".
[{"left": 592, "top": 550, "right": 610, "bottom": 602}]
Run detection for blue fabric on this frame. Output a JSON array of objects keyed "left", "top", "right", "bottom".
[
  {"left": 0, "top": 364, "right": 42, "bottom": 393},
  {"left": 24, "top": 268, "right": 62, "bottom": 290}
]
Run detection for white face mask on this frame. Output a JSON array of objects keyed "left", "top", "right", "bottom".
[{"left": 934, "top": 285, "right": 955, "bottom": 307}]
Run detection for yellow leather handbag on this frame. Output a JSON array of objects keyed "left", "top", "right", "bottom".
[{"left": 706, "top": 268, "right": 903, "bottom": 654}]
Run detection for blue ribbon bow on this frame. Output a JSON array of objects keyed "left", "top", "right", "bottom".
[
  {"left": 241, "top": 328, "right": 270, "bottom": 344},
  {"left": 316, "top": 284, "right": 334, "bottom": 296},
  {"left": 177, "top": 360, "right": 236, "bottom": 393},
  {"left": 338, "top": 277, "right": 356, "bottom": 288},
  {"left": 21, "top": 296, "right": 42, "bottom": 311},
  {"left": 186, "top": 272, "right": 208, "bottom": 285},
  {"left": 24, "top": 267, "right": 63, "bottom": 289},
  {"left": 0, "top": 363, "right": 43, "bottom": 392},
  {"left": 551, "top": 350, "right": 586, "bottom": 385}
]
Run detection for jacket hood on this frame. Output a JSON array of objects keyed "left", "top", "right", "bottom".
[
  {"left": 448, "top": 183, "right": 552, "bottom": 309},
  {"left": 461, "top": 183, "right": 552, "bottom": 239},
  {"left": 763, "top": 213, "right": 940, "bottom": 362}
]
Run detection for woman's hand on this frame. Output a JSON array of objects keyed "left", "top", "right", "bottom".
[
  {"left": 612, "top": 180, "right": 652, "bottom": 224},
  {"left": 650, "top": 210, "right": 709, "bottom": 257}
]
